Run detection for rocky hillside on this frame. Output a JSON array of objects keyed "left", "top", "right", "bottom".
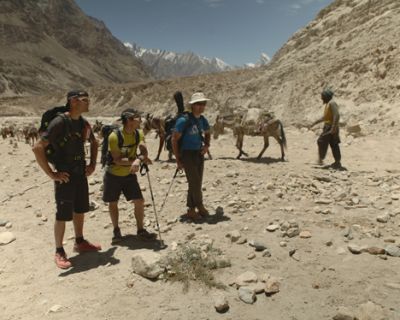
[
  {"left": 0, "top": 0, "right": 149, "bottom": 97},
  {"left": 1, "top": 0, "right": 400, "bottom": 135}
]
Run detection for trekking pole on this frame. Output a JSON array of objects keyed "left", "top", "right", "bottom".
[
  {"left": 140, "top": 163, "right": 166, "bottom": 249},
  {"left": 158, "top": 168, "right": 181, "bottom": 216}
]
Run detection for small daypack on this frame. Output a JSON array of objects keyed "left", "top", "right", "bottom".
[
  {"left": 100, "top": 125, "right": 140, "bottom": 167},
  {"left": 38, "top": 106, "right": 86, "bottom": 164}
]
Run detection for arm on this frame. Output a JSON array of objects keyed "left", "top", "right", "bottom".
[
  {"left": 172, "top": 131, "right": 183, "bottom": 169},
  {"left": 201, "top": 131, "right": 211, "bottom": 155},
  {"left": 309, "top": 116, "right": 324, "bottom": 128},
  {"left": 329, "top": 101, "right": 340, "bottom": 133},
  {"left": 32, "top": 139, "right": 69, "bottom": 183},
  {"left": 86, "top": 131, "right": 98, "bottom": 176}
]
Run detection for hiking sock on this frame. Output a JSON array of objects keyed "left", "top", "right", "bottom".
[
  {"left": 75, "top": 236, "right": 85, "bottom": 244},
  {"left": 56, "top": 247, "right": 66, "bottom": 255}
]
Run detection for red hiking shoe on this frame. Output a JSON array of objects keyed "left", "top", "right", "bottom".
[
  {"left": 73, "top": 239, "right": 101, "bottom": 253},
  {"left": 55, "top": 252, "right": 72, "bottom": 269}
]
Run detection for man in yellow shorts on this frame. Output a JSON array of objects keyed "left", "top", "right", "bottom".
[{"left": 102, "top": 108, "right": 156, "bottom": 242}]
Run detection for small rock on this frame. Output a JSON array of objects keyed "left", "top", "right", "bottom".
[
  {"left": 366, "top": 247, "right": 385, "bottom": 255},
  {"left": 385, "top": 244, "right": 400, "bottom": 257},
  {"left": 213, "top": 293, "right": 229, "bottom": 313},
  {"left": 0, "top": 232, "right": 16, "bottom": 245},
  {"left": 248, "top": 240, "right": 267, "bottom": 251},
  {"left": 238, "top": 287, "right": 256, "bottom": 304},
  {"left": 235, "top": 271, "right": 258, "bottom": 287},
  {"left": 376, "top": 214, "right": 390, "bottom": 223},
  {"left": 265, "top": 277, "right": 280, "bottom": 295},
  {"left": 48, "top": 305, "right": 63, "bottom": 313},
  {"left": 247, "top": 252, "right": 256, "bottom": 260},
  {"left": 266, "top": 224, "right": 279, "bottom": 232},
  {"left": 0, "top": 220, "right": 8, "bottom": 227},
  {"left": 5, "top": 222, "right": 12, "bottom": 229},
  {"left": 299, "top": 231, "right": 312, "bottom": 238},
  {"left": 348, "top": 244, "right": 363, "bottom": 254}
]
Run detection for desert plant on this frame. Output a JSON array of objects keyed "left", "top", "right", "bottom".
[{"left": 165, "top": 244, "right": 231, "bottom": 292}]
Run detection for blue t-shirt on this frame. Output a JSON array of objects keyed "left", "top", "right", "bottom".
[{"left": 175, "top": 114, "right": 210, "bottom": 151}]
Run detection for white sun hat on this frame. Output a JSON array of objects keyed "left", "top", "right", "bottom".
[{"left": 188, "top": 92, "right": 211, "bottom": 104}]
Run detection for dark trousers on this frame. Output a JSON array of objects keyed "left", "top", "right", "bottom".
[
  {"left": 181, "top": 150, "right": 204, "bottom": 209},
  {"left": 317, "top": 124, "right": 341, "bottom": 163}
]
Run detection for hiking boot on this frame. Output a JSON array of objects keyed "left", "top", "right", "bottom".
[
  {"left": 112, "top": 227, "right": 123, "bottom": 244},
  {"left": 317, "top": 158, "right": 324, "bottom": 165},
  {"left": 330, "top": 162, "right": 342, "bottom": 169},
  {"left": 137, "top": 229, "right": 157, "bottom": 240},
  {"left": 197, "top": 205, "right": 209, "bottom": 217},
  {"left": 73, "top": 239, "right": 101, "bottom": 253},
  {"left": 186, "top": 208, "right": 202, "bottom": 220},
  {"left": 55, "top": 252, "right": 72, "bottom": 269}
]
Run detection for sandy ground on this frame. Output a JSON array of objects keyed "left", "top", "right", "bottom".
[{"left": 1, "top": 117, "right": 400, "bottom": 320}]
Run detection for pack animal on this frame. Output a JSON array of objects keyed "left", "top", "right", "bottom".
[{"left": 213, "top": 109, "right": 287, "bottom": 160}]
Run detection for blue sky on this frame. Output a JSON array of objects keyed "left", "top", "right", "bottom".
[{"left": 75, "top": 0, "right": 333, "bottom": 66}]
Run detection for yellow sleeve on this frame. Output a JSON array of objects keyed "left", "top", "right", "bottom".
[
  {"left": 108, "top": 132, "right": 119, "bottom": 153},
  {"left": 138, "top": 129, "right": 145, "bottom": 143}
]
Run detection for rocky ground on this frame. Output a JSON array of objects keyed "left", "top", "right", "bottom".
[{"left": 1, "top": 117, "right": 400, "bottom": 320}]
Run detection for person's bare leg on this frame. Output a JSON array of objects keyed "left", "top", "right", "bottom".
[
  {"left": 72, "top": 212, "right": 84, "bottom": 238},
  {"left": 54, "top": 220, "right": 66, "bottom": 248},
  {"left": 132, "top": 199, "right": 144, "bottom": 230},
  {"left": 108, "top": 202, "right": 119, "bottom": 229}
]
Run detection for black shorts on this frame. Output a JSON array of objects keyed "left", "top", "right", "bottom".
[
  {"left": 54, "top": 174, "right": 89, "bottom": 221},
  {"left": 102, "top": 172, "right": 143, "bottom": 203}
]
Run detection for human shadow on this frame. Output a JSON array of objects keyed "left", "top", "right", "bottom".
[
  {"left": 240, "top": 156, "right": 284, "bottom": 164},
  {"left": 111, "top": 234, "right": 167, "bottom": 252},
  {"left": 58, "top": 247, "right": 119, "bottom": 277},
  {"left": 179, "top": 211, "right": 231, "bottom": 225},
  {"left": 313, "top": 164, "right": 348, "bottom": 171}
]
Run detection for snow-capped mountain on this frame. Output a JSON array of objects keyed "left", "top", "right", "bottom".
[
  {"left": 124, "top": 42, "right": 234, "bottom": 79},
  {"left": 244, "top": 53, "right": 271, "bottom": 68}
]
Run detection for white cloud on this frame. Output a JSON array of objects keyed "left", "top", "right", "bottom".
[
  {"left": 256, "top": 0, "right": 264, "bottom": 4},
  {"left": 204, "top": 0, "right": 224, "bottom": 8}
]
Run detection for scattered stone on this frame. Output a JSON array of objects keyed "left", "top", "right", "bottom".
[
  {"left": 213, "top": 293, "right": 229, "bottom": 313},
  {"left": 237, "top": 237, "right": 247, "bottom": 244},
  {"left": 247, "top": 252, "right": 256, "bottom": 260},
  {"left": 235, "top": 271, "right": 258, "bottom": 287},
  {"left": 280, "top": 241, "right": 287, "bottom": 247},
  {"left": 48, "top": 305, "right": 63, "bottom": 314},
  {"left": 286, "top": 227, "right": 300, "bottom": 238},
  {"left": 0, "top": 220, "right": 8, "bottom": 227},
  {"left": 265, "top": 277, "right": 280, "bottom": 295},
  {"left": 300, "top": 231, "right": 312, "bottom": 238},
  {"left": 266, "top": 224, "right": 279, "bottom": 232},
  {"left": 0, "top": 232, "right": 16, "bottom": 245},
  {"left": 262, "top": 250, "right": 271, "bottom": 257},
  {"left": 315, "top": 198, "right": 333, "bottom": 204},
  {"left": 248, "top": 240, "right": 267, "bottom": 251},
  {"left": 238, "top": 287, "right": 256, "bottom": 304},
  {"left": 348, "top": 244, "right": 363, "bottom": 254},
  {"left": 366, "top": 247, "right": 385, "bottom": 255},
  {"left": 131, "top": 250, "right": 164, "bottom": 279},
  {"left": 385, "top": 244, "right": 400, "bottom": 257},
  {"left": 5, "top": 222, "right": 12, "bottom": 229},
  {"left": 227, "top": 230, "right": 241, "bottom": 242},
  {"left": 376, "top": 214, "right": 390, "bottom": 223}
]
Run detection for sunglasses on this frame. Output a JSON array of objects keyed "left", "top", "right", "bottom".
[{"left": 77, "top": 97, "right": 90, "bottom": 103}]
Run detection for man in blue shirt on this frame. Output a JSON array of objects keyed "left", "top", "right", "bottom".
[{"left": 172, "top": 92, "right": 211, "bottom": 220}]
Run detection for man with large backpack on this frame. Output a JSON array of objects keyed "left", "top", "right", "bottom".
[
  {"left": 102, "top": 108, "right": 156, "bottom": 242},
  {"left": 32, "top": 90, "right": 100, "bottom": 269},
  {"left": 171, "top": 92, "right": 211, "bottom": 221}
]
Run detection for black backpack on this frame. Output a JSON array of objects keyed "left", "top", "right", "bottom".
[
  {"left": 100, "top": 125, "right": 140, "bottom": 168},
  {"left": 164, "top": 112, "right": 204, "bottom": 152},
  {"left": 38, "top": 106, "right": 85, "bottom": 164}
]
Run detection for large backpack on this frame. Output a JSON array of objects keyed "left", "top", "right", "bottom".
[
  {"left": 38, "top": 106, "right": 86, "bottom": 164},
  {"left": 100, "top": 125, "right": 140, "bottom": 168},
  {"left": 164, "top": 112, "right": 204, "bottom": 152}
]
